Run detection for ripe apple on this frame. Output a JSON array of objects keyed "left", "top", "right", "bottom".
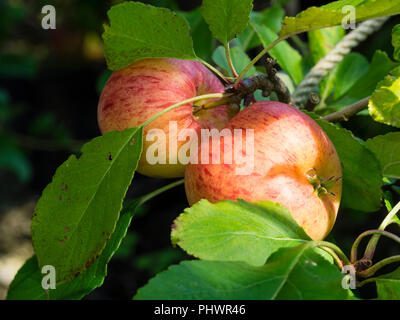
[
  {"left": 98, "top": 58, "right": 233, "bottom": 178},
  {"left": 185, "top": 101, "right": 342, "bottom": 240}
]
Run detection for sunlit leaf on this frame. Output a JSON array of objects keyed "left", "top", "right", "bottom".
[
  {"left": 172, "top": 200, "right": 309, "bottom": 266},
  {"left": 32, "top": 127, "right": 143, "bottom": 283},
  {"left": 103, "top": 2, "right": 196, "bottom": 70}
]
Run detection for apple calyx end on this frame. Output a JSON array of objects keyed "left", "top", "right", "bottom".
[{"left": 306, "top": 168, "right": 341, "bottom": 198}]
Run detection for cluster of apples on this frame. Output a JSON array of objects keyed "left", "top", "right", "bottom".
[{"left": 98, "top": 58, "right": 342, "bottom": 241}]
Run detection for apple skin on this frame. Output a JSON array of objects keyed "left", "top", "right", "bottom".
[
  {"left": 98, "top": 58, "right": 233, "bottom": 178},
  {"left": 185, "top": 101, "right": 342, "bottom": 240}
]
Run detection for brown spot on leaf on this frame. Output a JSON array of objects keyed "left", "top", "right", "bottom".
[
  {"left": 64, "top": 226, "right": 70, "bottom": 232},
  {"left": 130, "top": 138, "right": 135, "bottom": 146},
  {"left": 61, "top": 184, "right": 68, "bottom": 191},
  {"left": 85, "top": 256, "right": 98, "bottom": 269},
  {"left": 108, "top": 152, "right": 112, "bottom": 161},
  {"left": 58, "top": 195, "right": 62, "bottom": 201}
]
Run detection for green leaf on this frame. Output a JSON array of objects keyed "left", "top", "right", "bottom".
[
  {"left": 172, "top": 200, "right": 310, "bottom": 266},
  {"left": 237, "top": 5, "right": 285, "bottom": 51},
  {"left": 393, "top": 24, "right": 400, "bottom": 61},
  {"left": 308, "top": 26, "right": 345, "bottom": 102},
  {"left": 250, "top": 22, "right": 303, "bottom": 84},
  {"left": 312, "top": 116, "right": 383, "bottom": 212},
  {"left": 368, "top": 66, "right": 400, "bottom": 128},
  {"left": 5, "top": 256, "right": 44, "bottom": 300},
  {"left": 8, "top": 178, "right": 184, "bottom": 299},
  {"left": 201, "top": 0, "right": 253, "bottom": 45},
  {"left": 328, "top": 51, "right": 398, "bottom": 111},
  {"left": 365, "top": 133, "right": 400, "bottom": 179},
  {"left": 103, "top": 1, "right": 196, "bottom": 70},
  {"left": 368, "top": 267, "right": 400, "bottom": 300},
  {"left": 252, "top": 5, "right": 284, "bottom": 34},
  {"left": 6, "top": 199, "right": 142, "bottom": 300},
  {"left": 280, "top": 0, "right": 400, "bottom": 39},
  {"left": 333, "top": 53, "right": 369, "bottom": 100},
  {"left": 212, "top": 46, "right": 257, "bottom": 78},
  {"left": 31, "top": 127, "right": 143, "bottom": 283},
  {"left": 179, "top": 8, "right": 213, "bottom": 61},
  {"left": 309, "top": 27, "right": 345, "bottom": 64},
  {"left": 134, "top": 244, "right": 354, "bottom": 300}
]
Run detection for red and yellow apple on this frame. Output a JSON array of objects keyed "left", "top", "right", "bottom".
[
  {"left": 98, "top": 58, "right": 233, "bottom": 178},
  {"left": 185, "top": 101, "right": 342, "bottom": 240}
]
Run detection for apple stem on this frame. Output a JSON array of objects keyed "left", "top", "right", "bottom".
[
  {"left": 140, "top": 93, "right": 227, "bottom": 128},
  {"left": 192, "top": 95, "right": 235, "bottom": 114},
  {"left": 224, "top": 42, "right": 239, "bottom": 79},
  {"left": 198, "top": 58, "right": 231, "bottom": 84},
  {"left": 136, "top": 179, "right": 184, "bottom": 206}
]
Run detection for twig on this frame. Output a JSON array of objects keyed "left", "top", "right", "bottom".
[
  {"left": 304, "top": 92, "right": 320, "bottom": 111},
  {"left": 322, "top": 97, "right": 370, "bottom": 122},
  {"left": 234, "top": 37, "right": 285, "bottom": 87},
  {"left": 224, "top": 73, "right": 291, "bottom": 106},
  {"left": 229, "top": 59, "right": 292, "bottom": 104},
  {"left": 193, "top": 59, "right": 293, "bottom": 113},
  {"left": 264, "top": 58, "right": 293, "bottom": 105}
]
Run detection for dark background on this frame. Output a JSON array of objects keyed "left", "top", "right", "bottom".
[{"left": 0, "top": 0, "right": 399, "bottom": 299}]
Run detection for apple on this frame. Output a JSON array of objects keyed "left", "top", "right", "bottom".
[
  {"left": 98, "top": 58, "right": 234, "bottom": 178},
  {"left": 185, "top": 101, "right": 342, "bottom": 240}
]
